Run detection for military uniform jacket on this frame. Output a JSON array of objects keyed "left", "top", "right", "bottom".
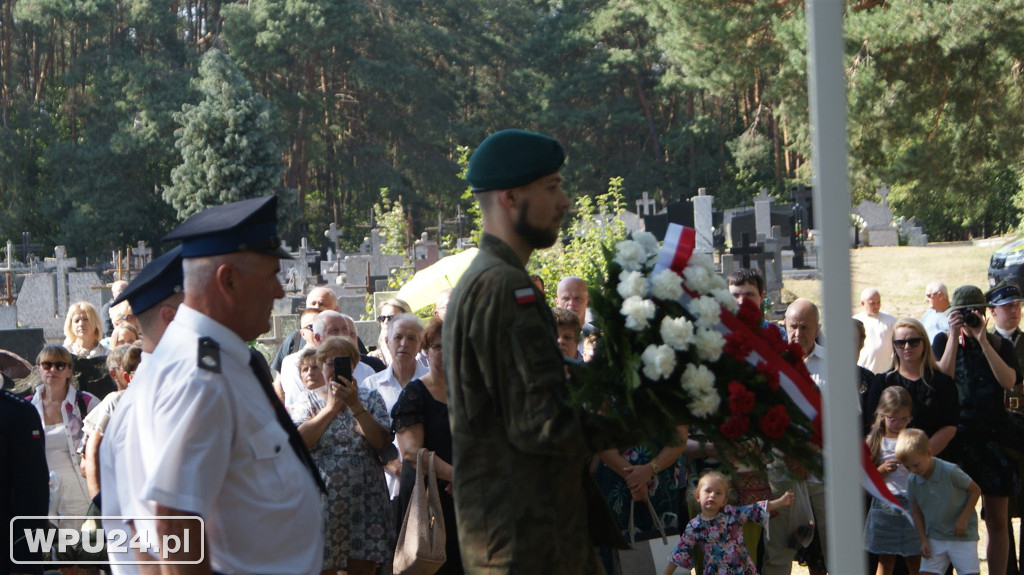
[{"left": 444, "top": 233, "right": 603, "bottom": 574}]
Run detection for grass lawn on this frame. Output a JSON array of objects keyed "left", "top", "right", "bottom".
[{"left": 781, "top": 241, "right": 1002, "bottom": 323}]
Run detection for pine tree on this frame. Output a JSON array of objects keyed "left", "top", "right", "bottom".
[{"left": 164, "top": 49, "right": 284, "bottom": 219}]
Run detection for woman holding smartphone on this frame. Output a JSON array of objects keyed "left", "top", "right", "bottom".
[{"left": 291, "top": 336, "right": 395, "bottom": 575}]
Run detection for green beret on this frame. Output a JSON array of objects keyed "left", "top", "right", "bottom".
[{"left": 466, "top": 129, "right": 566, "bottom": 192}]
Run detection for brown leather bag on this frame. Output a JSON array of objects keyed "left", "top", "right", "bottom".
[{"left": 393, "top": 448, "right": 446, "bottom": 575}]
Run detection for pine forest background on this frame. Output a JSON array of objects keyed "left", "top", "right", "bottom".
[{"left": 2, "top": 0, "right": 1024, "bottom": 260}]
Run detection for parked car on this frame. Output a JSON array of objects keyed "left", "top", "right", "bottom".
[{"left": 988, "top": 238, "right": 1024, "bottom": 287}]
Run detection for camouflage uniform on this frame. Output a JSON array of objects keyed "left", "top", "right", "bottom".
[{"left": 444, "top": 233, "right": 606, "bottom": 574}]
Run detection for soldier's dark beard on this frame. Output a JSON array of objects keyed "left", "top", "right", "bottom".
[{"left": 514, "top": 199, "right": 559, "bottom": 249}]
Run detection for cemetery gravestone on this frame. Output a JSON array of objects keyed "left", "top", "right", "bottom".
[{"left": 693, "top": 188, "right": 715, "bottom": 255}]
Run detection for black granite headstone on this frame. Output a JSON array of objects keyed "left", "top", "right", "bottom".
[{"left": 0, "top": 328, "right": 45, "bottom": 367}]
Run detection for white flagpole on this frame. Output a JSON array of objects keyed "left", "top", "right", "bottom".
[{"left": 805, "top": 0, "right": 865, "bottom": 573}]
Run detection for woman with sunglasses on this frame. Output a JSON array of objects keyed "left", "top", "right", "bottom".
[
  {"left": 28, "top": 344, "right": 99, "bottom": 532},
  {"left": 864, "top": 318, "right": 959, "bottom": 456},
  {"left": 369, "top": 298, "right": 412, "bottom": 367}
]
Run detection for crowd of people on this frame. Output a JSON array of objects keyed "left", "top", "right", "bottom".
[{"left": 6, "top": 127, "right": 1024, "bottom": 575}]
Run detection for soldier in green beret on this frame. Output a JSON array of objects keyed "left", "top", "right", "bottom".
[{"left": 444, "top": 129, "right": 620, "bottom": 573}]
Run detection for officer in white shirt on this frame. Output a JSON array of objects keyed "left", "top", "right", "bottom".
[
  {"left": 98, "top": 245, "right": 184, "bottom": 573},
  {"left": 129, "top": 196, "right": 324, "bottom": 575}
]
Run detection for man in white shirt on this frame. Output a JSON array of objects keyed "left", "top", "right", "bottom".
[
  {"left": 763, "top": 298, "right": 827, "bottom": 575},
  {"left": 855, "top": 287, "right": 898, "bottom": 373},
  {"left": 128, "top": 196, "right": 323, "bottom": 574},
  {"left": 921, "top": 282, "right": 951, "bottom": 343},
  {"left": 311, "top": 310, "right": 376, "bottom": 385},
  {"left": 274, "top": 307, "right": 320, "bottom": 407}
]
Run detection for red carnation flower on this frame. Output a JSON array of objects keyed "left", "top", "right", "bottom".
[
  {"left": 787, "top": 341, "right": 805, "bottom": 360},
  {"left": 728, "top": 381, "right": 756, "bottom": 414},
  {"left": 723, "top": 332, "right": 753, "bottom": 360},
  {"left": 760, "top": 326, "right": 789, "bottom": 354},
  {"left": 759, "top": 405, "right": 791, "bottom": 439},
  {"left": 757, "top": 361, "right": 781, "bottom": 391},
  {"left": 735, "top": 299, "right": 763, "bottom": 330},
  {"left": 720, "top": 414, "right": 750, "bottom": 439}
]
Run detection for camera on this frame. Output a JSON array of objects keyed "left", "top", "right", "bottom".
[{"left": 956, "top": 307, "right": 983, "bottom": 328}]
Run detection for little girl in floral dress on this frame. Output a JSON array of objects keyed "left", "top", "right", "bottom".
[{"left": 664, "top": 470, "right": 794, "bottom": 574}]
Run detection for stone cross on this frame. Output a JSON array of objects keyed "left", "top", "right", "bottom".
[
  {"left": 754, "top": 189, "right": 773, "bottom": 239},
  {"left": 636, "top": 192, "right": 657, "bottom": 216},
  {"left": 287, "top": 237, "right": 316, "bottom": 294},
  {"left": 692, "top": 188, "right": 715, "bottom": 254},
  {"left": 730, "top": 233, "right": 763, "bottom": 269},
  {"left": 44, "top": 246, "right": 77, "bottom": 315},
  {"left": 325, "top": 222, "right": 344, "bottom": 252},
  {"left": 877, "top": 183, "right": 890, "bottom": 209},
  {"left": 131, "top": 241, "right": 152, "bottom": 271}
]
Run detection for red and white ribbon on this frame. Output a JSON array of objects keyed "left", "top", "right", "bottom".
[{"left": 655, "top": 223, "right": 909, "bottom": 519}]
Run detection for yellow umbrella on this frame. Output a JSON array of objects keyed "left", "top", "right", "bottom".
[{"left": 397, "top": 248, "right": 479, "bottom": 311}]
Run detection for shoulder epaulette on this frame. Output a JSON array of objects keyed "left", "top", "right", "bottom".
[{"left": 198, "top": 337, "right": 222, "bottom": 373}]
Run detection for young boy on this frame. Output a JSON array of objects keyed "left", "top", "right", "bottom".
[
  {"left": 896, "top": 428, "right": 982, "bottom": 575},
  {"left": 552, "top": 307, "right": 581, "bottom": 360}
]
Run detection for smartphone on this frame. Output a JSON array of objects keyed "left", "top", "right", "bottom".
[{"left": 333, "top": 356, "right": 352, "bottom": 383}]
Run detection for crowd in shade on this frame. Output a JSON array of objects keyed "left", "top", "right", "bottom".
[{"left": 6, "top": 129, "right": 1024, "bottom": 575}]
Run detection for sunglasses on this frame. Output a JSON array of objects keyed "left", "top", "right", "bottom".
[
  {"left": 40, "top": 361, "right": 69, "bottom": 371},
  {"left": 377, "top": 314, "right": 395, "bottom": 323},
  {"left": 893, "top": 337, "right": 923, "bottom": 349}
]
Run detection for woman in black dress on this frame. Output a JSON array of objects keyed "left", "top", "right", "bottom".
[
  {"left": 391, "top": 318, "right": 463, "bottom": 574},
  {"left": 864, "top": 317, "right": 959, "bottom": 456}
]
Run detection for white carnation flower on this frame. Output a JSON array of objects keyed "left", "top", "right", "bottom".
[
  {"left": 616, "top": 270, "right": 647, "bottom": 300},
  {"left": 632, "top": 231, "right": 660, "bottom": 257},
  {"left": 689, "top": 253, "right": 716, "bottom": 274},
  {"left": 650, "top": 269, "right": 684, "bottom": 301},
  {"left": 709, "top": 273, "right": 728, "bottom": 291},
  {"left": 620, "top": 296, "right": 656, "bottom": 331},
  {"left": 614, "top": 240, "right": 645, "bottom": 271},
  {"left": 711, "top": 288, "right": 739, "bottom": 313},
  {"left": 681, "top": 363, "right": 716, "bottom": 395},
  {"left": 689, "top": 391, "right": 722, "bottom": 418},
  {"left": 660, "top": 316, "right": 695, "bottom": 351},
  {"left": 694, "top": 328, "right": 725, "bottom": 362},
  {"left": 682, "top": 264, "right": 713, "bottom": 294},
  {"left": 641, "top": 344, "right": 677, "bottom": 381},
  {"left": 687, "top": 296, "right": 722, "bottom": 328}
]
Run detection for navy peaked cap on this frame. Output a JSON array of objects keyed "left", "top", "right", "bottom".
[
  {"left": 162, "top": 195, "right": 292, "bottom": 259},
  {"left": 112, "top": 245, "right": 184, "bottom": 315}
]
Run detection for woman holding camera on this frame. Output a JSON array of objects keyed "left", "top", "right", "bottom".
[
  {"left": 934, "top": 285, "right": 1021, "bottom": 575},
  {"left": 291, "top": 337, "right": 394, "bottom": 575}
]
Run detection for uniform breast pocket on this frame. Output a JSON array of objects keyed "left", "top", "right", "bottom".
[{"left": 246, "top": 423, "right": 293, "bottom": 490}]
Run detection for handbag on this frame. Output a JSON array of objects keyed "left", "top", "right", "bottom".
[{"left": 393, "top": 448, "right": 446, "bottom": 575}]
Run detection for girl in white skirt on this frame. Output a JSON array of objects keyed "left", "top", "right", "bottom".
[{"left": 866, "top": 386, "right": 921, "bottom": 575}]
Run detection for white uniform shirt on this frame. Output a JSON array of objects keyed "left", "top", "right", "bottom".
[
  {"left": 855, "top": 311, "right": 897, "bottom": 373},
  {"left": 360, "top": 362, "right": 428, "bottom": 499},
  {"left": 99, "top": 369, "right": 146, "bottom": 573},
  {"left": 131, "top": 305, "right": 323, "bottom": 574}
]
